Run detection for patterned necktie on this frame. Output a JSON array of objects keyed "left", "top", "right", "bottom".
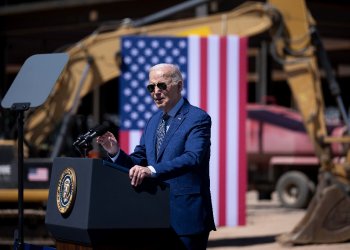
[{"left": 156, "top": 113, "right": 169, "bottom": 157}]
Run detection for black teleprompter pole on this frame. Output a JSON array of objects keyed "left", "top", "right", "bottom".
[{"left": 12, "top": 103, "right": 29, "bottom": 250}]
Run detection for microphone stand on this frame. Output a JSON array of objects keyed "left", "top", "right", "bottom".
[
  {"left": 72, "top": 124, "right": 109, "bottom": 158},
  {"left": 73, "top": 137, "right": 93, "bottom": 158}
]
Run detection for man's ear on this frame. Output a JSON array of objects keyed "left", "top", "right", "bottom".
[{"left": 178, "top": 81, "right": 183, "bottom": 92}]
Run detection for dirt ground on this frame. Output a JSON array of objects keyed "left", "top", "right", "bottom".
[
  {"left": 1, "top": 191, "right": 349, "bottom": 249},
  {"left": 207, "top": 191, "right": 350, "bottom": 250}
]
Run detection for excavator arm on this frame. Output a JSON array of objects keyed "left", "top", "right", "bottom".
[
  {"left": 24, "top": 1, "right": 274, "bottom": 151},
  {"left": 23, "top": 0, "right": 350, "bottom": 245},
  {"left": 265, "top": 0, "right": 350, "bottom": 244}
]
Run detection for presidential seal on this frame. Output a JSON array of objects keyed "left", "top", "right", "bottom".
[{"left": 56, "top": 168, "right": 77, "bottom": 215}]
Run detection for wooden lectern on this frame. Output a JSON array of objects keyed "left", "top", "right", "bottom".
[{"left": 45, "top": 157, "right": 179, "bottom": 250}]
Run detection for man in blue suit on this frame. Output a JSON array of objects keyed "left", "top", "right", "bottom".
[{"left": 97, "top": 63, "right": 216, "bottom": 249}]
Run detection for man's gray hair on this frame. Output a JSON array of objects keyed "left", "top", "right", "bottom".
[{"left": 150, "top": 63, "right": 183, "bottom": 83}]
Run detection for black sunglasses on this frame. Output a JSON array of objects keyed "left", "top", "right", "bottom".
[{"left": 146, "top": 82, "right": 167, "bottom": 93}]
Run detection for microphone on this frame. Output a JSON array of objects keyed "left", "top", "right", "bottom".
[
  {"left": 86, "top": 123, "right": 110, "bottom": 139},
  {"left": 73, "top": 123, "right": 110, "bottom": 148}
]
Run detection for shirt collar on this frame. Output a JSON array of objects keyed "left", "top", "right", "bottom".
[{"left": 167, "top": 97, "right": 184, "bottom": 118}]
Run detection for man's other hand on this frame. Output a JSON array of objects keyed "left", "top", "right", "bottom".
[
  {"left": 96, "top": 131, "right": 119, "bottom": 156},
  {"left": 129, "top": 165, "right": 152, "bottom": 186}
]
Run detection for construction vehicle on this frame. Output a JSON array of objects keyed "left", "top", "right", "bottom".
[
  {"left": 1, "top": 0, "right": 349, "bottom": 245},
  {"left": 246, "top": 103, "right": 346, "bottom": 209}
]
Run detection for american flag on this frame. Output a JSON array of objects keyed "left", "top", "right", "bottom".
[
  {"left": 119, "top": 35, "right": 247, "bottom": 227},
  {"left": 27, "top": 167, "right": 49, "bottom": 182}
]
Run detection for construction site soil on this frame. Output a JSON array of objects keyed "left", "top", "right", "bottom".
[
  {"left": 0, "top": 191, "right": 349, "bottom": 249},
  {"left": 208, "top": 191, "right": 350, "bottom": 250}
]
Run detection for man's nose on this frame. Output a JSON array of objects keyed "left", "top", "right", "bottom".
[{"left": 154, "top": 85, "right": 163, "bottom": 92}]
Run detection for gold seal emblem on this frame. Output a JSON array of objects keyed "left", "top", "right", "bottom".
[{"left": 56, "top": 168, "right": 77, "bottom": 215}]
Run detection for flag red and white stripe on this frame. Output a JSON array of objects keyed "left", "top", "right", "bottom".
[
  {"left": 187, "top": 36, "right": 247, "bottom": 226},
  {"left": 119, "top": 35, "right": 247, "bottom": 226}
]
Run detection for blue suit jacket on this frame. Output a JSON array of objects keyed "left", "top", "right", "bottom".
[{"left": 116, "top": 99, "right": 216, "bottom": 235}]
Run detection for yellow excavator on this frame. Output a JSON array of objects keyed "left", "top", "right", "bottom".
[{"left": 3, "top": 0, "right": 350, "bottom": 245}]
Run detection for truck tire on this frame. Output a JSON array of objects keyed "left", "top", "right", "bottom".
[{"left": 276, "top": 171, "right": 315, "bottom": 209}]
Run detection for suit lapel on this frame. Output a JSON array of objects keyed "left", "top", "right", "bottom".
[{"left": 156, "top": 102, "right": 189, "bottom": 161}]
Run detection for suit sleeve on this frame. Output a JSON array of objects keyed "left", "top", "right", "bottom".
[{"left": 114, "top": 129, "right": 149, "bottom": 169}]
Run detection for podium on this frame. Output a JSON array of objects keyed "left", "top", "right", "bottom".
[{"left": 45, "top": 157, "right": 179, "bottom": 249}]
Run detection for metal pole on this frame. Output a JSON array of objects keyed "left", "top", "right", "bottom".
[
  {"left": 133, "top": 0, "right": 211, "bottom": 27},
  {"left": 50, "top": 57, "right": 92, "bottom": 158},
  {"left": 17, "top": 110, "right": 24, "bottom": 250},
  {"left": 12, "top": 103, "right": 29, "bottom": 250},
  {"left": 257, "top": 41, "right": 269, "bottom": 104}
]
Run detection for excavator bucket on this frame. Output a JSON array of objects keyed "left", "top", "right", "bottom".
[{"left": 276, "top": 172, "right": 350, "bottom": 245}]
